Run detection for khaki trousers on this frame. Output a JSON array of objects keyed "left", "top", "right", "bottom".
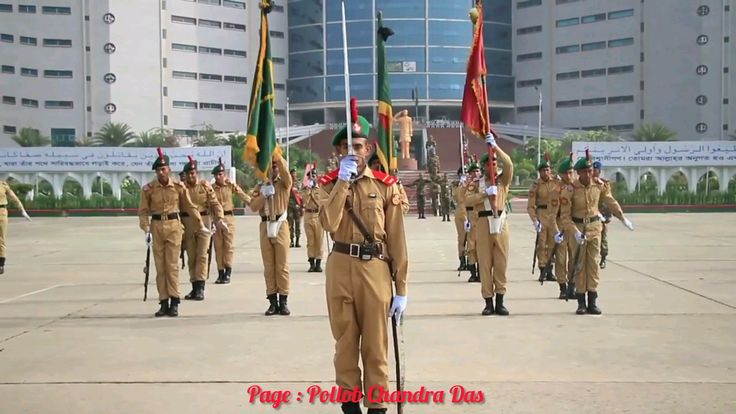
[
  {"left": 152, "top": 220, "right": 184, "bottom": 300},
  {"left": 183, "top": 216, "right": 211, "bottom": 282},
  {"left": 259, "top": 220, "right": 290, "bottom": 295},
  {"left": 573, "top": 222, "right": 603, "bottom": 293},
  {"left": 554, "top": 229, "right": 578, "bottom": 284},
  {"left": 213, "top": 215, "right": 236, "bottom": 269},
  {"left": 475, "top": 217, "right": 509, "bottom": 298},
  {"left": 454, "top": 214, "right": 466, "bottom": 257},
  {"left": 535, "top": 217, "right": 557, "bottom": 267},
  {"left": 0, "top": 214, "right": 7, "bottom": 257},
  {"left": 304, "top": 212, "right": 324, "bottom": 259}
]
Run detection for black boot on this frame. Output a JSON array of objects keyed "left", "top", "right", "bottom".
[
  {"left": 576, "top": 293, "right": 587, "bottom": 315},
  {"left": 587, "top": 291, "right": 602, "bottom": 314},
  {"left": 265, "top": 294, "right": 279, "bottom": 316},
  {"left": 184, "top": 283, "right": 197, "bottom": 300},
  {"left": 223, "top": 267, "right": 231, "bottom": 284},
  {"left": 558, "top": 283, "right": 567, "bottom": 300},
  {"left": 599, "top": 256, "right": 607, "bottom": 269},
  {"left": 314, "top": 259, "right": 323, "bottom": 272},
  {"left": 0, "top": 256, "right": 5, "bottom": 274},
  {"left": 278, "top": 294, "right": 291, "bottom": 315},
  {"left": 307, "top": 258, "right": 315, "bottom": 272},
  {"left": 155, "top": 300, "right": 169, "bottom": 317},
  {"left": 214, "top": 269, "right": 225, "bottom": 284},
  {"left": 538, "top": 266, "right": 546, "bottom": 284},
  {"left": 457, "top": 256, "right": 467, "bottom": 271},
  {"left": 467, "top": 263, "right": 480, "bottom": 283},
  {"left": 494, "top": 293, "right": 509, "bottom": 316},
  {"left": 566, "top": 282, "right": 576, "bottom": 302},
  {"left": 366, "top": 409, "right": 387, "bottom": 414},
  {"left": 341, "top": 401, "right": 362, "bottom": 414},
  {"left": 194, "top": 281, "right": 205, "bottom": 301},
  {"left": 290, "top": 239, "right": 294, "bottom": 248},
  {"left": 481, "top": 297, "right": 494, "bottom": 316},
  {"left": 168, "top": 297, "right": 180, "bottom": 317},
  {"left": 295, "top": 238, "right": 301, "bottom": 248},
  {"left": 545, "top": 265, "right": 556, "bottom": 281}
]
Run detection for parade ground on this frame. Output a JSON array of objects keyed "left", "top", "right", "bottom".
[{"left": 0, "top": 212, "right": 734, "bottom": 414}]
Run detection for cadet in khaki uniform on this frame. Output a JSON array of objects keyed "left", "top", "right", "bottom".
[
  {"left": 593, "top": 161, "right": 612, "bottom": 269},
  {"left": 463, "top": 134, "right": 513, "bottom": 316},
  {"left": 553, "top": 155, "right": 578, "bottom": 299},
  {"left": 527, "top": 154, "right": 559, "bottom": 282},
  {"left": 249, "top": 153, "right": 293, "bottom": 316},
  {"left": 560, "top": 151, "right": 634, "bottom": 315},
  {"left": 138, "top": 148, "right": 207, "bottom": 317},
  {"left": 368, "top": 155, "right": 410, "bottom": 216},
  {"left": 301, "top": 169, "right": 324, "bottom": 272},
  {"left": 440, "top": 174, "right": 451, "bottom": 222},
  {"left": 319, "top": 111, "right": 408, "bottom": 414},
  {"left": 287, "top": 169, "right": 303, "bottom": 248},
  {"left": 0, "top": 180, "right": 31, "bottom": 274},
  {"left": 181, "top": 156, "right": 226, "bottom": 301},
  {"left": 457, "top": 163, "right": 481, "bottom": 282},
  {"left": 211, "top": 159, "right": 251, "bottom": 284}
]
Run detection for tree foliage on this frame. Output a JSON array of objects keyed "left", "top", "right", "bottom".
[
  {"left": 633, "top": 122, "right": 677, "bottom": 141},
  {"left": 93, "top": 122, "right": 137, "bottom": 146},
  {"left": 11, "top": 127, "right": 51, "bottom": 147}
]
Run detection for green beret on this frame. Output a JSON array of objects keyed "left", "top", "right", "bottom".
[
  {"left": 211, "top": 157, "right": 226, "bottom": 175},
  {"left": 466, "top": 162, "right": 479, "bottom": 172},
  {"left": 332, "top": 115, "right": 371, "bottom": 146},
  {"left": 536, "top": 160, "right": 550, "bottom": 170},
  {"left": 557, "top": 158, "right": 573, "bottom": 174},
  {"left": 574, "top": 156, "right": 593, "bottom": 171},
  {"left": 151, "top": 148, "right": 169, "bottom": 170},
  {"left": 182, "top": 156, "right": 197, "bottom": 173}
]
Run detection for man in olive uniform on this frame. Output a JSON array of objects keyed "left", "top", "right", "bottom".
[
  {"left": 439, "top": 174, "right": 451, "bottom": 222},
  {"left": 211, "top": 159, "right": 251, "bottom": 284},
  {"left": 527, "top": 154, "right": 559, "bottom": 283},
  {"left": 319, "top": 111, "right": 408, "bottom": 414},
  {"left": 250, "top": 153, "right": 293, "bottom": 316},
  {"left": 181, "top": 156, "right": 226, "bottom": 301},
  {"left": 560, "top": 151, "right": 634, "bottom": 315},
  {"left": 458, "top": 163, "right": 481, "bottom": 282},
  {"left": 301, "top": 168, "right": 324, "bottom": 272},
  {"left": 287, "top": 169, "right": 303, "bottom": 248},
  {"left": 553, "top": 155, "right": 578, "bottom": 299},
  {"left": 453, "top": 167, "right": 469, "bottom": 271},
  {"left": 463, "top": 134, "right": 514, "bottom": 315},
  {"left": 0, "top": 180, "right": 32, "bottom": 274},
  {"left": 407, "top": 173, "right": 427, "bottom": 219},
  {"left": 138, "top": 148, "right": 208, "bottom": 317},
  {"left": 593, "top": 161, "right": 612, "bottom": 269}
]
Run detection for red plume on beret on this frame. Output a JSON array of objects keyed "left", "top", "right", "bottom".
[
  {"left": 218, "top": 157, "right": 224, "bottom": 166},
  {"left": 350, "top": 97, "right": 361, "bottom": 134},
  {"left": 187, "top": 155, "right": 194, "bottom": 163},
  {"left": 568, "top": 152, "right": 573, "bottom": 163},
  {"left": 545, "top": 151, "right": 551, "bottom": 163},
  {"left": 585, "top": 148, "right": 590, "bottom": 162},
  {"left": 157, "top": 147, "right": 164, "bottom": 161}
]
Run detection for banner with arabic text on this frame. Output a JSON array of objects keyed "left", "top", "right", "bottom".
[{"left": 572, "top": 141, "right": 736, "bottom": 167}]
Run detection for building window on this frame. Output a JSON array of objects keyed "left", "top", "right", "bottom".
[
  {"left": 517, "top": 79, "right": 542, "bottom": 88},
  {"left": 19, "top": 5, "right": 36, "bottom": 13},
  {"left": 556, "top": 99, "right": 580, "bottom": 108},
  {"left": 1, "top": 65, "right": 15, "bottom": 74},
  {"left": 0, "top": 4, "right": 12, "bottom": 12},
  {"left": 697, "top": 5, "right": 710, "bottom": 16},
  {"left": 173, "top": 101, "right": 197, "bottom": 109},
  {"left": 22, "top": 98, "right": 39, "bottom": 108},
  {"left": 199, "top": 0, "right": 221, "bottom": 5},
  {"left": 21, "top": 67, "right": 38, "bottom": 77},
  {"left": 199, "top": 102, "right": 223, "bottom": 110},
  {"left": 725, "top": 36, "right": 730, "bottom": 43},
  {"left": 44, "top": 70, "right": 73, "bottom": 78},
  {"left": 224, "top": 104, "right": 247, "bottom": 111},
  {"left": 608, "top": 9, "right": 634, "bottom": 19},
  {"left": 517, "top": 25, "right": 542, "bottom": 35},
  {"left": 224, "top": 75, "right": 247, "bottom": 83},
  {"left": 696, "top": 65, "right": 708, "bottom": 75},
  {"left": 224, "top": 49, "right": 246, "bottom": 58},
  {"left": 2, "top": 96, "right": 16, "bottom": 105},
  {"left": 42, "top": 6, "right": 71, "bottom": 14},
  {"left": 608, "top": 65, "right": 634, "bottom": 75},
  {"left": 608, "top": 37, "right": 634, "bottom": 48},
  {"left": 171, "top": 15, "right": 196, "bottom": 25},
  {"left": 3, "top": 125, "right": 17, "bottom": 134},
  {"left": 581, "top": 97, "right": 607, "bottom": 106},
  {"left": 517, "top": 0, "right": 542, "bottom": 9},
  {"left": 0, "top": 33, "right": 13, "bottom": 43},
  {"left": 556, "top": 0, "right": 580, "bottom": 4},
  {"left": 172, "top": 70, "right": 197, "bottom": 80},
  {"left": 43, "top": 38, "right": 72, "bottom": 47},
  {"left": 45, "top": 100, "right": 74, "bottom": 109},
  {"left": 273, "top": 4, "right": 284, "bottom": 12},
  {"left": 696, "top": 95, "right": 708, "bottom": 105},
  {"left": 200, "top": 73, "right": 222, "bottom": 81},
  {"left": 172, "top": 43, "right": 197, "bottom": 52},
  {"left": 199, "top": 19, "right": 221, "bottom": 28},
  {"left": 609, "top": 124, "right": 634, "bottom": 131},
  {"left": 581, "top": 41, "right": 606, "bottom": 51},
  {"left": 581, "top": 68, "right": 606, "bottom": 78},
  {"left": 274, "top": 83, "right": 285, "bottom": 90},
  {"left": 608, "top": 95, "right": 634, "bottom": 104},
  {"left": 517, "top": 52, "right": 542, "bottom": 61},
  {"left": 272, "top": 57, "right": 285, "bottom": 64},
  {"left": 556, "top": 44, "right": 580, "bottom": 54},
  {"left": 275, "top": 109, "right": 286, "bottom": 116},
  {"left": 199, "top": 46, "right": 222, "bottom": 55},
  {"left": 269, "top": 31, "right": 285, "bottom": 39},
  {"left": 556, "top": 17, "right": 579, "bottom": 27},
  {"left": 20, "top": 36, "right": 37, "bottom": 46},
  {"left": 224, "top": 22, "right": 245, "bottom": 31},
  {"left": 222, "top": 0, "right": 245, "bottom": 9},
  {"left": 517, "top": 105, "right": 540, "bottom": 113},
  {"left": 724, "top": 124, "right": 729, "bottom": 131},
  {"left": 695, "top": 122, "right": 708, "bottom": 133},
  {"left": 581, "top": 13, "right": 606, "bottom": 24},
  {"left": 556, "top": 71, "right": 580, "bottom": 80}
]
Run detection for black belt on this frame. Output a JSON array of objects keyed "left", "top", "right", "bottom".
[
  {"left": 465, "top": 207, "right": 474, "bottom": 211},
  {"left": 478, "top": 210, "right": 504, "bottom": 218},
  {"left": 151, "top": 213, "right": 180, "bottom": 221},
  {"left": 332, "top": 241, "right": 385, "bottom": 261},
  {"left": 0, "top": 204, "right": 6, "bottom": 208},
  {"left": 224, "top": 210, "right": 234, "bottom": 216},
  {"left": 305, "top": 208, "right": 319, "bottom": 213},
  {"left": 573, "top": 216, "right": 600, "bottom": 224},
  {"left": 536, "top": 205, "right": 548, "bottom": 209},
  {"left": 180, "top": 211, "right": 208, "bottom": 217},
  {"left": 261, "top": 213, "right": 284, "bottom": 222}
]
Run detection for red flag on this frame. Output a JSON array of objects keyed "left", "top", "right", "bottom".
[{"left": 461, "top": 1, "right": 491, "bottom": 138}]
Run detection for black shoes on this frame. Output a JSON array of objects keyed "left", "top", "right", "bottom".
[
  {"left": 494, "top": 293, "right": 509, "bottom": 316},
  {"left": 599, "top": 256, "right": 607, "bottom": 269},
  {"left": 184, "top": 281, "right": 205, "bottom": 301},
  {"left": 467, "top": 263, "right": 480, "bottom": 283},
  {"left": 341, "top": 402, "right": 362, "bottom": 414},
  {"left": 214, "top": 269, "right": 225, "bottom": 284},
  {"left": 482, "top": 297, "right": 494, "bottom": 316},
  {"left": 586, "top": 291, "right": 602, "bottom": 315},
  {"left": 155, "top": 300, "right": 169, "bottom": 317},
  {"left": 558, "top": 283, "right": 567, "bottom": 300},
  {"left": 308, "top": 258, "right": 315, "bottom": 272},
  {"left": 265, "top": 294, "right": 279, "bottom": 316},
  {"left": 457, "top": 256, "right": 467, "bottom": 271},
  {"left": 279, "top": 294, "right": 291, "bottom": 316},
  {"left": 576, "top": 293, "right": 587, "bottom": 315},
  {"left": 313, "top": 259, "right": 323, "bottom": 272}
]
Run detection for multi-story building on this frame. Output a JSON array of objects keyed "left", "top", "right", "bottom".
[
  {"left": 0, "top": 0, "right": 288, "bottom": 147},
  {"left": 286, "top": 0, "right": 514, "bottom": 126},
  {"left": 513, "top": 0, "right": 734, "bottom": 139}
]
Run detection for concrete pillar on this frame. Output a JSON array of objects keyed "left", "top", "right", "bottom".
[
  {"left": 688, "top": 168, "right": 699, "bottom": 194},
  {"left": 111, "top": 173, "right": 122, "bottom": 200},
  {"left": 627, "top": 168, "right": 639, "bottom": 192},
  {"left": 53, "top": 174, "right": 64, "bottom": 199},
  {"left": 81, "top": 174, "right": 93, "bottom": 199}
]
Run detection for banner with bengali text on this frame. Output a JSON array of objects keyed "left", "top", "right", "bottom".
[{"left": 571, "top": 141, "right": 736, "bottom": 167}]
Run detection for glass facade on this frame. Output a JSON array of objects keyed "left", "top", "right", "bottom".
[{"left": 287, "top": 0, "right": 514, "bottom": 111}]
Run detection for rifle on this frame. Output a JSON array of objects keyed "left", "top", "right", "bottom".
[
  {"left": 540, "top": 236, "right": 559, "bottom": 285},
  {"left": 389, "top": 262, "right": 405, "bottom": 414},
  {"left": 180, "top": 244, "right": 185, "bottom": 269},
  {"left": 458, "top": 231, "right": 469, "bottom": 277},
  {"left": 531, "top": 231, "right": 540, "bottom": 274},
  {"left": 143, "top": 238, "right": 151, "bottom": 302},
  {"left": 566, "top": 228, "right": 586, "bottom": 301},
  {"left": 207, "top": 229, "right": 214, "bottom": 277}
]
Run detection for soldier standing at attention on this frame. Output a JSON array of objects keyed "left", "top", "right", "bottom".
[
  {"left": 560, "top": 150, "right": 634, "bottom": 315},
  {"left": 453, "top": 167, "right": 469, "bottom": 271},
  {"left": 553, "top": 154, "right": 578, "bottom": 299},
  {"left": 463, "top": 134, "right": 514, "bottom": 316},
  {"left": 458, "top": 162, "right": 481, "bottom": 283},
  {"left": 249, "top": 153, "right": 293, "bottom": 316},
  {"left": 287, "top": 168, "right": 303, "bottom": 248},
  {"left": 527, "top": 153, "right": 559, "bottom": 282},
  {"left": 592, "top": 161, "right": 612, "bottom": 269},
  {"left": 440, "top": 173, "right": 451, "bottom": 222},
  {"left": 301, "top": 168, "right": 324, "bottom": 272},
  {"left": 0, "top": 180, "right": 31, "bottom": 274},
  {"left": 319, "top": 106, "right": 408, "bottom": 414},
  {"left": 181, "top": 156, "right": 226, "bottom": 301},
  {"left": 138, "top": 148, "right": 208, "bottom": 317},
  {"left": 407, "top": 173, "right": 427, "bottom": 219}
]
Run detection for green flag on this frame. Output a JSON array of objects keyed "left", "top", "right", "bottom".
[{"left": 376, "top": 12, "right": 396, "bottom": 174}]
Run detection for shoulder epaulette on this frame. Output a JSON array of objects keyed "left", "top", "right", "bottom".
[
  {"left": 371, "top": 169, "right": 398, "bottom": 186},
  {"left": 318, "top": 169, "right": 340, "bottom": 186}
]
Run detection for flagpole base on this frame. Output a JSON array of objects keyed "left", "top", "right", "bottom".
[{"left": 398, "top": 158, "right": 418, "bottom": 171}]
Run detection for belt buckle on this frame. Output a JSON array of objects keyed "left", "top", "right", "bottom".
[
  {"left": 349, "top": 243, "right": 360, "bottom": 258},
  {"left": 583, "top": 217, "right": 590, "bottom": 224}
]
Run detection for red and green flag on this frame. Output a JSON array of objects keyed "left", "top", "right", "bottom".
[{"left": 376, "top": 12, "right": 396, "bottom": 174}]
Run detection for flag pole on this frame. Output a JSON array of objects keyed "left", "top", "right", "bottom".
[{"left": 341, "top": 1, "right": 353, "bottom": 155}]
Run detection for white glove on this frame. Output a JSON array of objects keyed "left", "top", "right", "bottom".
[
  {"left": 485, "top": 133, "right": 497, "bottom": 147},
  {"left": 484, "top": 185, "right": 498, "bottom": 196},
  {"left": 21, "top": 209, "right": 32, "bottom": 221},
  {"left": 307, "top": 179, "right": 315, "bottom": 189},
  {"left": 622, "top": 217, "right": 634, "bottom": 231},
  {"left": 145, "top": 232, "right": 152, "bottom": 247},
  {"left": 554, "top": 231, "right": 564, "bottom": 244},
  {"left": 459, "top": 175, "right": 468, "bottom": 185},
  {"left": 389, "top": 295, "right": 407, "bottom": 322},
  {"left": 210, "top": 223, "right": 217, "bottom": 235},
  {"left": 574, "top": 230, "right": 585, "bottom": 245},
  {"left": 198, "top": 226, "right": 211, "bottom": 236},
  {"left": 338, "top": 155, "right": 358, "bottom": 181},
  {"left": 261, "top": 184, "right": 275, "bottom": 197},
  {"left": 464, "top": 219, "right": 471, "bottom": 232},
  {"left": 219, "top": 220, "right": 229, "bottom": 234},
  {"left": 532, "top": 220, "right": 542, "bottom": 233}
]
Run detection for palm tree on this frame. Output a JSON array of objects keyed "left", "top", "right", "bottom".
[
  {"left": 11, "top": 127, "right": 51, "bottom": 147},
  {"left": 193, "top": 124, "right": 225, "bottom": 146},
  {"left": 224, "top": 134, "right": 246, "bottom": 170},
  {"left": 633, "top": 122, "right": 677, "bottom": 141},
  {"left": 74, "top": 136, "right": 97, "bottom": 146},
  {"left": 132, "top": 129, "right": 167, "bottom": 147},
  {"left": 93, "top": 122, "right": 137, "bottom": 146}
]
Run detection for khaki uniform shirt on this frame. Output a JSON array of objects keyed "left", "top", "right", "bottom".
[
  {"left": 213, "top": 181, "right": 250, "bottom": 211},
  {"left": 301, "top": 186, "right": 322, "bottom": 211},
  {"left": 527, "top": 177, "right": 561, "bottom": 223},
  {"left": 560, "top": 178, "right": 624, "bottom": 234},
  {"left": 138, "top": 179, "right": 204, "bottom": 231},
  {"left": 184, "top": 179, "right": 224, "bottom": 222},
  {"left": 249, "top": 155, "right": 292, "bottom": 217},
  {"left": 463, "top": 146, "right": 514, "bottom": 213},
  {"left": 0, "top": 181, "right": 23, "bottom": 216}
]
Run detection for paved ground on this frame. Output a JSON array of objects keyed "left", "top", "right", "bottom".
[{"left": 0, "top": 212, "right": 735, "bottom": 413}]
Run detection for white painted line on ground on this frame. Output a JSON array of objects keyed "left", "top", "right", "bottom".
[{"left": 0, "top": 284, "right": 65, "bottom": 304}]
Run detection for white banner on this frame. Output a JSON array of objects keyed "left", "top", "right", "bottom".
[
  {"left": 0, "top": 146, "right": 232, "bottom": 172},
  {"left": 571, "top": 141, "right": 736, "bottom": 167}
]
